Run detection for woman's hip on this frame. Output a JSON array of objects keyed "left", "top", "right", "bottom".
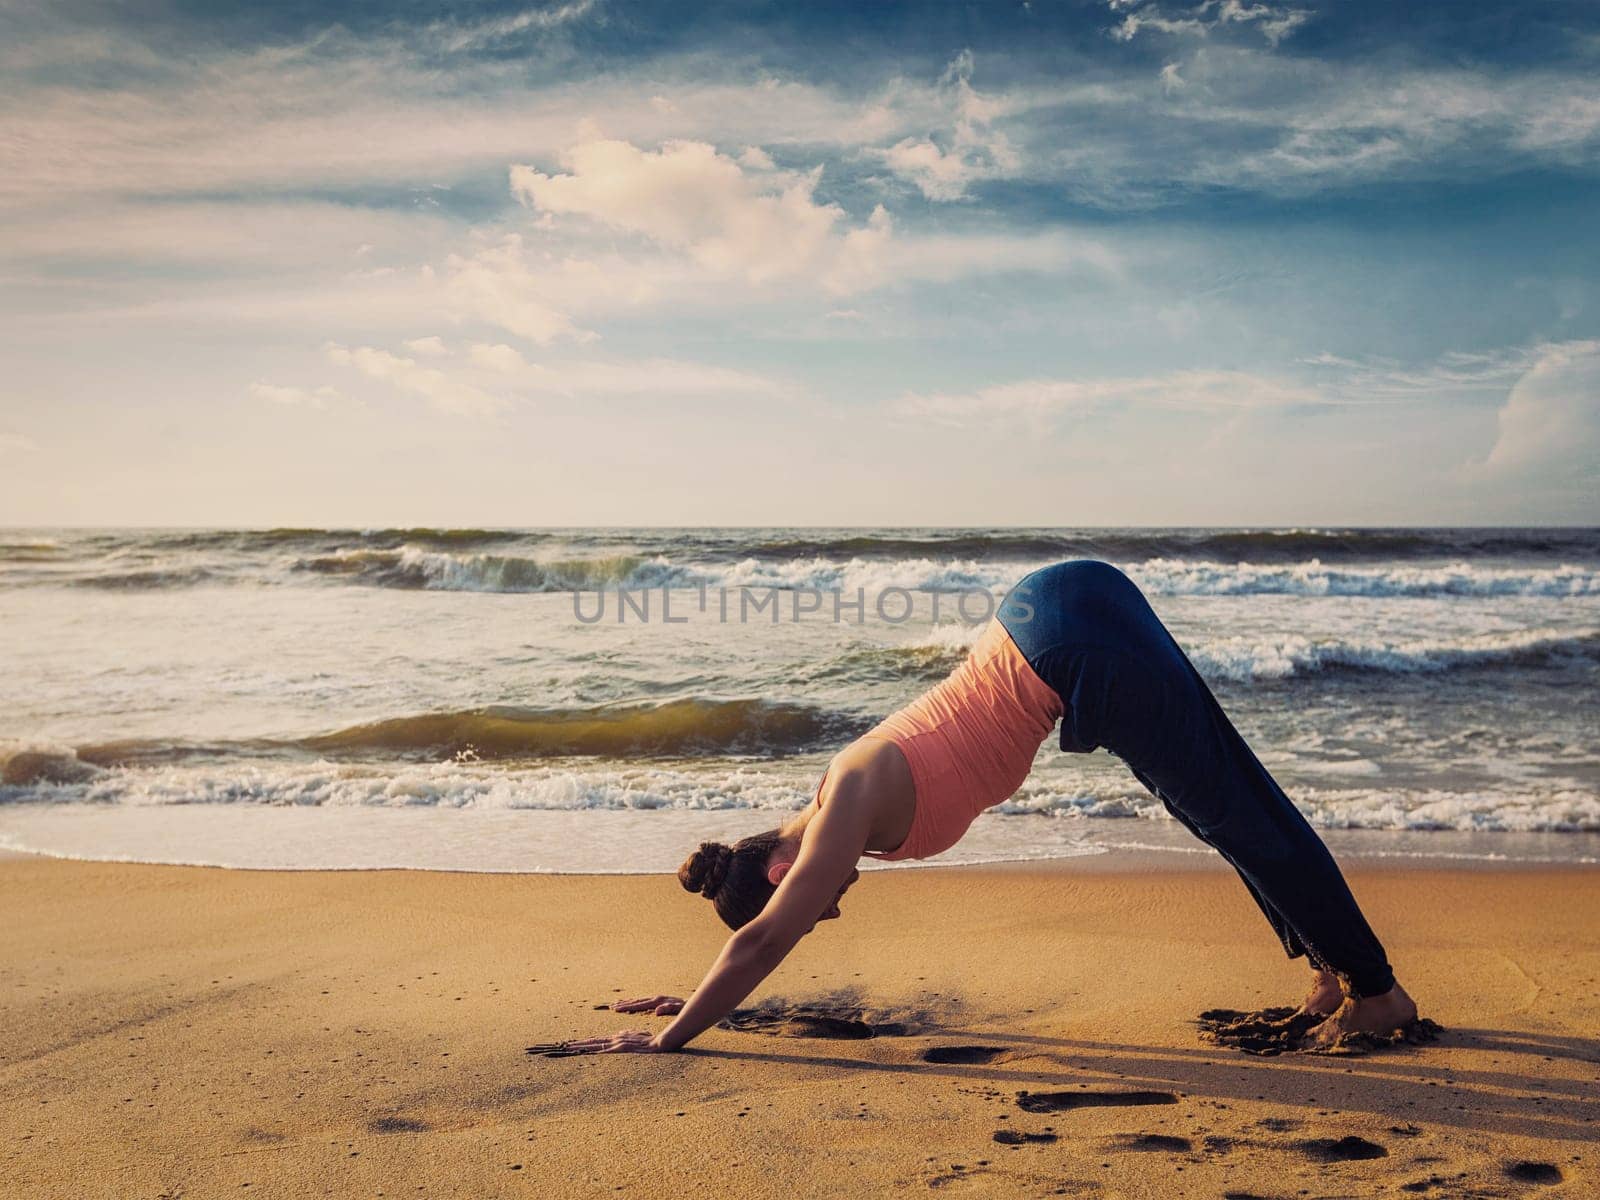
[
  {"left": 998, "top": 559, "right": 1176, "bottom": 665},
  {"left": 996, "top": 560, "right": 1207, "bottom": 755}
]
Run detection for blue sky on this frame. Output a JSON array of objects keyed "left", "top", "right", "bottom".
[{"left": 1, "top": 0, "right": 1596, "bottom": 525}]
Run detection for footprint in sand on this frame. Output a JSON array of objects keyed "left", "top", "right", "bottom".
[
  {"left": 1505, "top": 1161, "right": 1563, "bottom": 1186},
  {"left": 1254, "top": 1116, "right": 1301, "bottom": 1132},
  {"left": 1295, "top": 1135, "right": 1388, "bottom": 1162},
  {"left": 922, "top": 1045, "right": 1007, "bottom": 1065},
  {"left": 368, "top": 1115, "right": 430, "bottom": 1134},
  {"left": 718, "top": 996, "right": 930, "bottom": 1040},
  {"left": 1016, "top": 1090, "right": 1178, "bottom": 1113},
  {"left": 1113, "top": 1133, "right": 1193, "bottom": 1152},
  {"left": 1400, "top": 1172, "right": 1468, "bottom": 1193},
  {"left": 992, "top": 1129, "right": 1058, "bottom": 1145},
  {"left": 1197, "top": 1006, "right": 1444, "bottom": 1056},
  {"left": 740, "top": 1013, "right": 876, "bottom": 1039}
]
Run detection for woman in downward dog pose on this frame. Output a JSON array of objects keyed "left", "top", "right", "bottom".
[{"left": 563, "top": 560, "right": 1416, "bottom": 1054}]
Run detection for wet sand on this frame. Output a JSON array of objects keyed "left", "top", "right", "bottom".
[{"left": 1, "top": 854, "right": 1595, "bottom": 1198}]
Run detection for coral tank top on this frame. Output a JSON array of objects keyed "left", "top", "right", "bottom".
[{"left": 847, "top": 620, "right": 1063, "bottom": 862}]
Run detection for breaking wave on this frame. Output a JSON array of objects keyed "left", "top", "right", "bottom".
[
  {"left": 278, "top": 552, "right": 1600, "bottom": 598},
  {"left": 1129, "top": 558, "right": 1599, "bottom": 599},
  {"left": 737, "top": 527, "right": 1600, "bottom": 564},
  {"left": 296, "top": 699, "right": 865, "bottom": 759},
  {"left": 292, "top": 548, "right": 695, "bottom": 592},
  {"left": 799, "top": 624, "right": 1597, "bottom": 687},
  {"left": 38, "top": 699, "right": 871, "bottom": 773},
  {"left": 994, "top": 782, "right": 1600, "bottom": 833},
  {"left": 5, "top": 758, "right": 1595, "bottom": 835},
  {"left": 1188, "top": 627, "right": 1600, "bottom": 682}
]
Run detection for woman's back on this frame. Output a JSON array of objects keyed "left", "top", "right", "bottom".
[{"left": 859, "top": 620, "right": 1062, "bottom": 860}]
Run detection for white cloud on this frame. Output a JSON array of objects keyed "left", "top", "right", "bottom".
[
  {"left": 1515, "top": 92, "right": 1600, "bottom": 154},
  {"left": 0, "top": 45, "right": 937, "bottom": 211},
  {"left": 4, "top": 11, "right": 1593, "bottom": 237},
  {"left": 510, "top": 138, "right": 893, "bottom": 288},
  {"left": 880, "top": 51, "right": 1021, "bottom": 201},
  {"left": 1297, "top": 346, "right": 1535, "bottom": 401},
  {"left": 1176, "top": 57, "right": 1600, "bottom": 191},
  {"left": 448, "top": 135, "right": 1103, "bottom": 341},
  {"left": 249, "top": 383, "right": 341, "bottom": 407},
  {"left": 1111, "top": 10, "right": 1207, "bottom": 42},
  {"left": 1480, "top": 340, "right": 1600, "bottom": 478},
  {"left": 24, "top": 133, "right": 1106, "bottom": 356},
  {"left": 441, "top": 160, "right": 1107, "bottom": 345},
  {"left": 1109, "top": 1, "right": 1308, "bottom": 46},
  {"left": 1215, "top": 1, "right": 1310, "bottom": 45},
  {"left": 445, "top": 236, "right": 605, "bottom": 345},
  {"left": 324, "top": 343, "right": 506, "bottom": 416},
  {"left": 427, "top": 0, "right": 599, "bottom": 54},
  {"left": 0, "top": 432, "right": 40, "bottom": 455},
  {"left": 468, "top": 342, "right": 529, "bottom": 372},
  {"left": 882, "top": 140, "right": 972, "bottom": 202}
]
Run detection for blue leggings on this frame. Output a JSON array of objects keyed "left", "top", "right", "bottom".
[{"left": 997, "top": 560, "right": 1395, "bottom": 998}]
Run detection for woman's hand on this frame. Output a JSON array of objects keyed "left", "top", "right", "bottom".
[
  {"left": 531, "top": 1029, "right": 668, "bottom": 1055},
  {"left": 613, "top": 994, "right": 685, "bottom": 1015},
  {"left": 526, "top": 997, "right": 684, "bottom": 1057}
]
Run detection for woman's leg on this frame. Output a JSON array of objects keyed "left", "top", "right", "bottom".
[
  {"left": 1123, "top": 684, "right": 1397, "bottom": 999},
  {"left": 1133, "top": 763, "right": 1310, "bottom": 960},
  {"left": 1001, "top": 561, "right": 1400, "bottom": 1003}
]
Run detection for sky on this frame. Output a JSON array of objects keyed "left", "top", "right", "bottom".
[{"left": 1, "top": 0, "right": 1597, "bottom": 527}]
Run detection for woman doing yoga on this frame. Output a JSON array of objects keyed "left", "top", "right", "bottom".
[{"left": 562, "top": 560, "right": 1417, "bottom": 1054}]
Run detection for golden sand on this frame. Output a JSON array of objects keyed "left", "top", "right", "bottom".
[{"left": 1, "top": 855, "right": 1595, "bottom": 1198}]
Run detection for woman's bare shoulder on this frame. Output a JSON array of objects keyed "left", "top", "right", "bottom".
[
  {"left": 816, "top": 736, "right": 914, "bottom": 852},
  {"left": 830, "top": 735, "right": 909, "bottom": 789}
]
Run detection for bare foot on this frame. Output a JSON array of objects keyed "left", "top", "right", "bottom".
[
  {"left": 1296, "top": 969, "right": 1344, "bottom": 1018},
  {"left": 1304, "top": 983, "right": 1418, "bottom": 1050}
]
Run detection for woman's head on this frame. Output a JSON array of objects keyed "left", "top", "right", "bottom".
[{"left": 678, "top": 829, "right": 787, "bottom": 930}]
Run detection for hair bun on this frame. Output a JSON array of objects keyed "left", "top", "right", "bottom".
[{"left": 679, "top": 841, "right": 733, "bottom": 899}]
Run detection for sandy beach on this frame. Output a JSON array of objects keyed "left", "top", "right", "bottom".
[{"left": 1, "top": 853, "right": 1593, "bottom": 1199}]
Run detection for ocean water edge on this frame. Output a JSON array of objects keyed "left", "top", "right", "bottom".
[{"left": 2, "top": 526, "right": 1596, "bottom": 871}]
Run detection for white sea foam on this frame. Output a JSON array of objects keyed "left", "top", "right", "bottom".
[
  {"left": 1187, "top": 626, "right": 1599, "bottom": 681},
  {"left": 35, "top": 538, "right": 1595, "bottom": 598},
  {"left": 398, "top": 548, "right": 698, "bottom": 592},
  {"left": 342, "top": 550, "right": 1600, "bottom": 600},
  {"left": 1127, "top": 558, "right": 1600, "bottom": 599},
  {"left": 877, "top": 622, "right": 1597, "bottom": 681},
  {"left": 6, "top": 760, "right": 1595, "bottom": 835},
  {"left": 1296, "top": 785, "right": 1600, "bottom": 834},
  {"left": 999, "top": 782, "right": 1600, "bottom": 834},
  {"left": 0, "top": 760, "right": 816, "bottom": 813}
]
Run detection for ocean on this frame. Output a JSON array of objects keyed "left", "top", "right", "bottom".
[{"left": 1, "top": 527, "right": 1596, "bottom": 871}]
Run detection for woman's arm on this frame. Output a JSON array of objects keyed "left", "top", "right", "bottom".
[
  {"left": 650, "top": 917, "right": 803, "bottom": 1050},
  {"left": 558, "top": 792, "right": 873, "bottom": 1054}
]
